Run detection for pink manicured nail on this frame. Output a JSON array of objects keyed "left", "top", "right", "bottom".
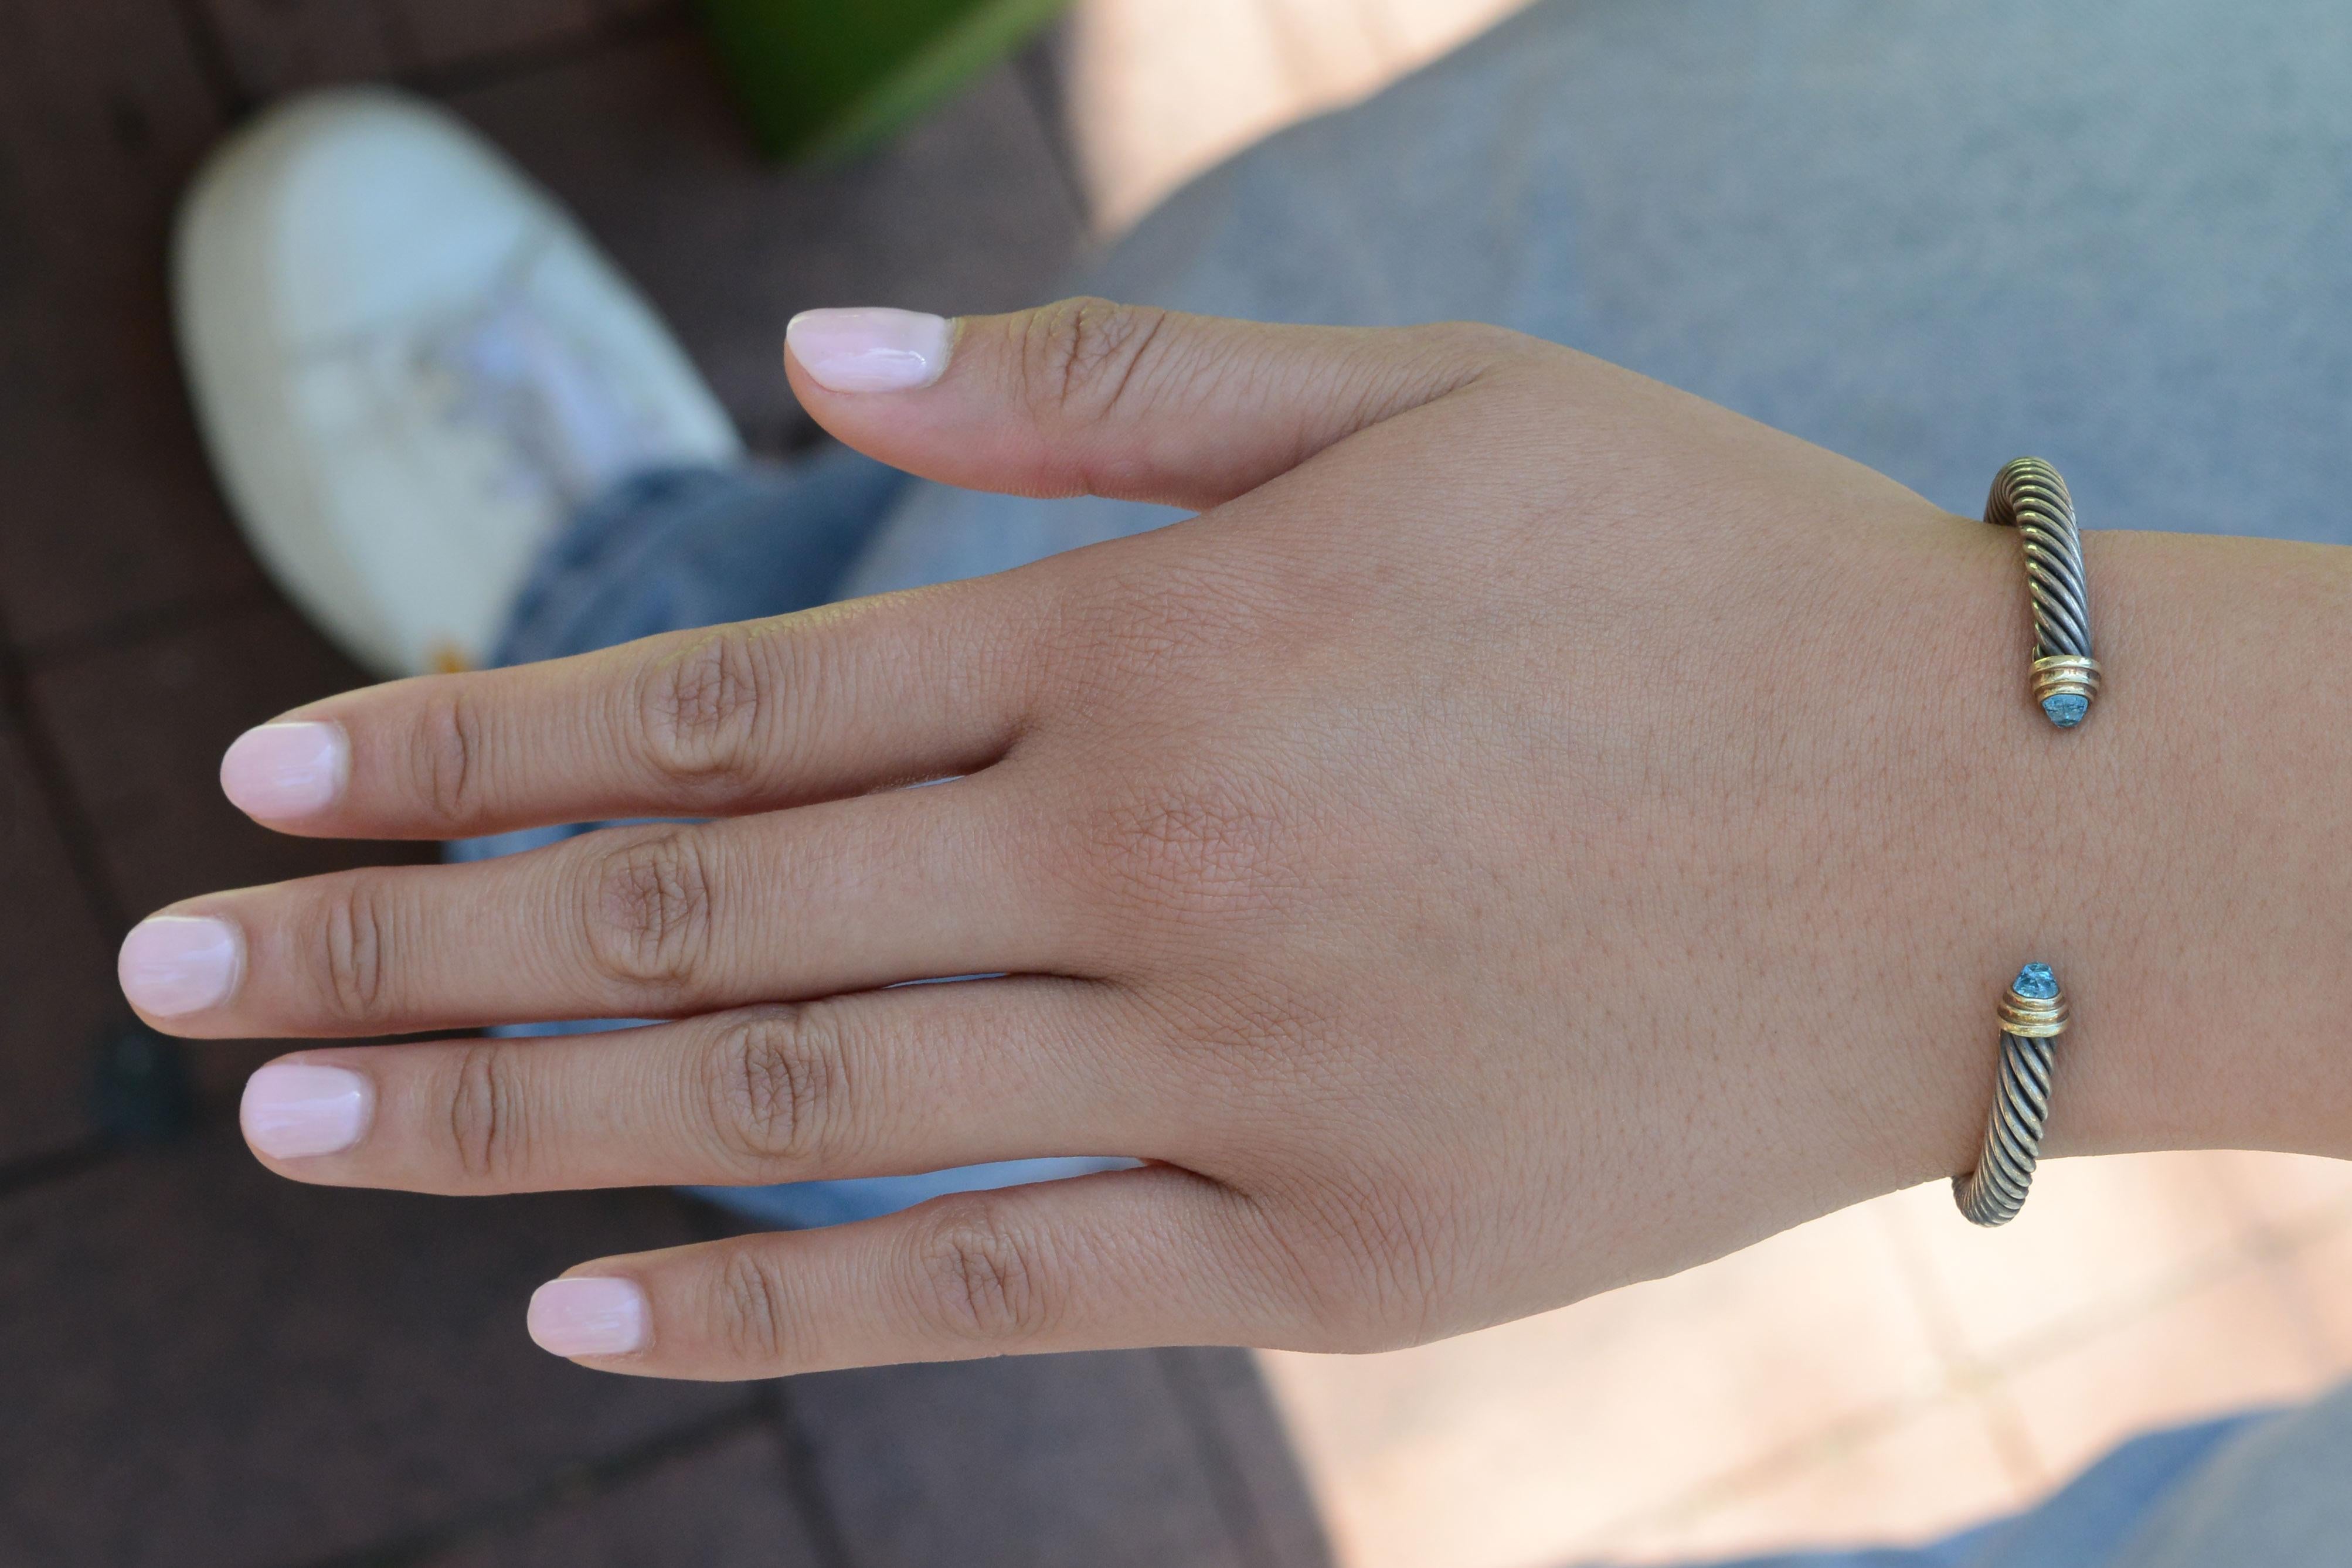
[
  {"left": 118, "top": 916, "right": 242, "bottom": 1016},
  {"left": 242, "top": 1063, "right": 372, "bottom": 1158},
  {"left": 220, "top": 721, "right": 348, "bottom": 819},
  {"left": 786, "top": 308, "right": 953, "bottom": 392},
  {"left": 529, "top": 1278, "right": 650, "bottom": 1357}
]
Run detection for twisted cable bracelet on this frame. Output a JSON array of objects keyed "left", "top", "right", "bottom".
[
  {"left": 1953, "top": 963, "right": 2070, "bottom": 1226},
  {"left": 1984, "top": 456, "right": 2101, "bottom": 727},
  {"left": 1954, "top": 459, "right": 2099, "bottom": 1225}
]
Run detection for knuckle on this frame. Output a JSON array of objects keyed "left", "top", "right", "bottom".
[
  {"left": 908, "top": 1198, "right": 1056, "bottom": 1344},
  {"left": 446, "top": 1041, "right": 527, "bottom": 1181},
  {"left": 410, "top": 688, "right": 485, "bottom": 824},
  {"left": 705, "top": 1005, "right": 851, "bottom": 1176},
  {"left": 713, "top": 1249, "right": 790, "bottom": 1365},
  {"left": 1020, "top": 297, "right": 1170, "bottom": 426},
  {"left": 1039, "top": 563, "right": 1273, "bottom": 713},
  {"left": 315, "top": 883, "right": 396, "bottom": 1023},
  {"left": 582, "top": 828, "right": 716, "bottom": 992},
  {"left": 1256, "top": 1181, "right": 1453, "bottom": 1353},
  {"left": 636, "top": 628, "right": 771, "bottom": 792},
  {"left": 1085, "top": 771, "right": 1293, "bottom": 922}
]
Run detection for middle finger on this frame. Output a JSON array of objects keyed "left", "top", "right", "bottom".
[{"left": 124, "top": 776, "right": 1076, "bottom": 1038}]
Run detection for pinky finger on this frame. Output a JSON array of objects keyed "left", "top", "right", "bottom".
[{"left": 526, "top": 1166, "right": 1294, "bottom": 1378}]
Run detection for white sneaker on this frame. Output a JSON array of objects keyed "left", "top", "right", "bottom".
[{"left": 174, "top": 86, "right": 742, "bottom": 677}]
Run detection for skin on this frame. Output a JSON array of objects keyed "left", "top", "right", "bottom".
[{"left": 128, "top": 300, "right": 2352, "bottom": 1379}]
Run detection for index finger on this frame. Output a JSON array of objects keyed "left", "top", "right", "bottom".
[{"left": 218, "top": 573, "right": 1053, "bottom": 841}]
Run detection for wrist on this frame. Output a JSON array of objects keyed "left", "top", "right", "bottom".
[
  {"left": 2039, "top": 529, "right": 2352, "bottom": 1161},
  {"left": 1905, "top": 526, "right": 2352, "bottom": 1175}
]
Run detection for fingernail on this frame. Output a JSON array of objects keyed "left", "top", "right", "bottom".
[
  {"left": 242, "top": 1063, "right": 372, "bottom": 1158},
  {"left": 220, "top": 721, "right": 348, "bottom": 819},
  {"left": 118, "top": 915, "right": 242, "bottom": 1016},
  {"left": 529, "top": 1277, "right": 650, "bottom": 1358},
  {"left": 786, "top": 307, "right": 952, "bottom": 392}
]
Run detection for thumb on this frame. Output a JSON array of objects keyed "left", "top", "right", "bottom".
[{"left": 783, "top": 297, "right": 1524, "bottom": 512}]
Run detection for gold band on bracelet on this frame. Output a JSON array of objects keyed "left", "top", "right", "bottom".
[
  {"left": 1953, "top": 963, "right": 2069, "bottom": 1227},
  {"left": 1985, "top": 457, "right": 2101, "bottom": 729}
]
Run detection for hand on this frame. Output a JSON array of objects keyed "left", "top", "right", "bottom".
[{"left": 121, "top": 300, "right": 2352, "bottom": 1378}]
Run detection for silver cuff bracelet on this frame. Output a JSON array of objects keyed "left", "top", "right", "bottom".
[
  {"left": 1953, "top": 962, "right": 2069, "bottom": 1226},
  {"left": 1953, "top": 458, "right": 2099, "bottom": 1226}
]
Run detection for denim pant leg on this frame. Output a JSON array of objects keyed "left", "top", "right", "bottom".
[
  {"left": 492, "top": 450, "right": 905, "bottom": 668},
  {"left": 450, "top": 450, "right": 1132, "bottom": 1230}
]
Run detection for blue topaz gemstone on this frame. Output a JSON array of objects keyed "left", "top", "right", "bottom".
[
  {"left": 2041, "top": 693, "right": 2089, "bottom": 727},
  {"left": 2012, "top": 962, "right": 2059, "bottom": 1000}
]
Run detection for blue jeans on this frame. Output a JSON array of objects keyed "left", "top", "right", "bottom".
[{"left": 461, "top": 1, "right": 2352, "bottom": 1559}]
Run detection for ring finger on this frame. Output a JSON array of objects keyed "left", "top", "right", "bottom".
[{"left": 238, "top": 976, "right": 1164, "bottom": 1193}]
